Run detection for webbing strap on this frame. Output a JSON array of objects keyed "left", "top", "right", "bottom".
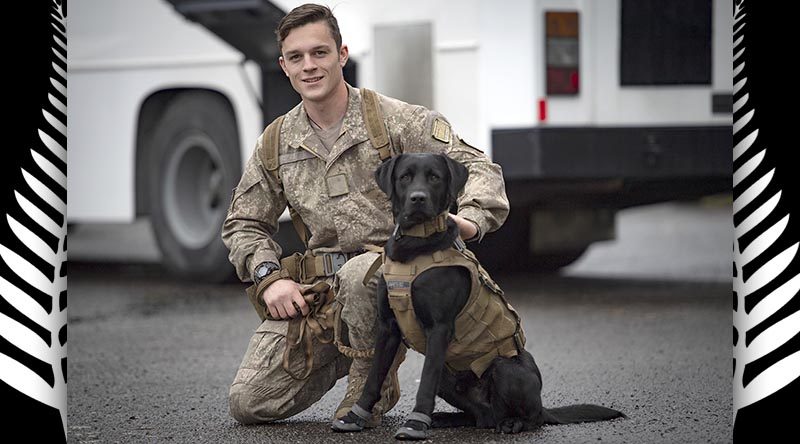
[
  {"left": 468, "top": 337, "right": 520, "bottom": 377},
  {"left": 257, "top": 114, "right": 311, "bottom": 247},
  {"left": 260, "top": 115, "right": 285, "bottom": 174},
  {"left": 333, "top": 302, "right": 375, "bottom": 359},
  {"left": 288, "top": 207, "right": 309, "bottom": 247},
  {"left": 360, "top": 88, "right": 391, "bottom": 160},
  {"left": 282, "top": 281, "right": 336, "bottom": 380}
]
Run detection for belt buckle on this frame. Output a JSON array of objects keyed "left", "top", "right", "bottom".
[{"left": 323, "top": 252, "right": 348, "bottom": 276}]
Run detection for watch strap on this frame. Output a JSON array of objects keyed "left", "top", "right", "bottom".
[{"left": 255, "top": 268, "right": 292, "bottom": 308}]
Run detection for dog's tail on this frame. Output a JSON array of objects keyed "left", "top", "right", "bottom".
[{"left": 542, "top": 404, "right": 626, "bottom": 425}]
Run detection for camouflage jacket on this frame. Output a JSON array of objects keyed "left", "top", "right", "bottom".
[{"left": 222, "top": 84, "right": 509, "bottom": 282}]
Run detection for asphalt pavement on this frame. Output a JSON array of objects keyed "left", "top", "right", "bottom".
[{"left": 67, "top": 199, "right": 733, "bottom": 443}]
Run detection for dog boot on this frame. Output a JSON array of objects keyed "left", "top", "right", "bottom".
[
  {"left": 333, "top": 345, "right": 406, "bottom": 427},
  {"left": 331, "top": 404, "right": 373, "bottom": 432},
  {"left": 394, "top": 412, "right": 432, "bottom": 440}
]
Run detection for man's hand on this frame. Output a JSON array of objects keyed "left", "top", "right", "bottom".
[
  {"left": 262, "top": 278, "right": 310, "bottom": 319},
  {"left": 448, "top": 214, "right": 479, "bottom": 241}
]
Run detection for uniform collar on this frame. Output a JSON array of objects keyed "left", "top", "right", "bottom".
[{"left": 284, "top": 83, "right": 369, "bottom": 157}]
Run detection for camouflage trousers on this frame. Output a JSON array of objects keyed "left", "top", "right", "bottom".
[{"left": 229, "top": 252, "right": 382, "bottom": 424}]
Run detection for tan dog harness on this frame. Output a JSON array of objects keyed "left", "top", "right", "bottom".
[{"left": 382, "top": 243, "right": 526, "bottom": 377}]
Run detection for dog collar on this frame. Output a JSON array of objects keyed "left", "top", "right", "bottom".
[{"left": 394, "top": 213, "right": 449, "bottom": 240}]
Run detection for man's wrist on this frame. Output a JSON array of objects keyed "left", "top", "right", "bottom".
[
  {"left": 253, "top": 261, "right": 280, "bottom": 285},
  {"left": 464, "top": 220, "right": 481, "bottom": 243},
  {"left": 255, "top": 268, "right": 291, "bottom": 308}
]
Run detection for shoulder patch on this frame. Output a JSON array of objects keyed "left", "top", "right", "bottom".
[{"left": 432, "top": 117, "right": 451, "bottom": 143}]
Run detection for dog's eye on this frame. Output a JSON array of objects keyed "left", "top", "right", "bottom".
[
  {"left": 399, "top": 174, "right": 411, "bottom": 183},
  {"left": 428, "top": 174, "right": 440, "bottom": 183}
]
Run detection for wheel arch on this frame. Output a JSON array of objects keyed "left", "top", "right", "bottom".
[{"left": 135, "top": 88, "right": 240, "bottom": 217}]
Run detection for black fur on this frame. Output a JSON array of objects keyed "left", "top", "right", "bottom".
[{"left": 336, "top": 153, "right": 624, "bottom": 439}]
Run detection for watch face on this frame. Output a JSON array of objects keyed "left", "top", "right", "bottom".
[{"left": 255, "top": 263, "right": 277, "bottom": 283}]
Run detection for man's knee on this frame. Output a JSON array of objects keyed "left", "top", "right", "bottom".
[
  {"left": 335, "top": 252, "right": 381, "bottom": 348},
  {"left": 229, "top": 382, "right": 286, "bottom": 424},
  {"left": 336, "top": 252, "right": 381, "bottom": 292}
]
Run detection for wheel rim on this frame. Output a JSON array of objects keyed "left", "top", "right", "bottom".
[{"left": 163, "top": 132, "right": 227, "bottom": 250}]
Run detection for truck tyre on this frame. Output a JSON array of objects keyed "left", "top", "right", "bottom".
[
  {"left": 471, "top": 210, "right": 587, "bottom": 273},
  {"left": 527, "top": 248, "right": 587, "bottom": 272},
  {"left": 147, "top": 92, "right": 240, "bottom": 282}
]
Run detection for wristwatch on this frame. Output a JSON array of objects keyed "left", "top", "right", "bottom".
[{"left": 253, "top": 261, "right": 280, "bottom": 286}]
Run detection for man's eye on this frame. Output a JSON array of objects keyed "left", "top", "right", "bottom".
[
  {"left": 315, "top": 51, "right": 327, "bottom": 56},
  {"left": 290, "top": 55, "right": 301, "bottom": 61}
]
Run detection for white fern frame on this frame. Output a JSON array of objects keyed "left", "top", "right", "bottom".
[
  {"left": 0, "top": 0, "right": 68, "bottom": 438},
  {"left": 732, "top": 0, "right": 800, "bottom": 425}
]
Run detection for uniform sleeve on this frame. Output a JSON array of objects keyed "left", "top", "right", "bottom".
[
  {"left": 221, "top": 135, "right": 287, "bottom": 282},
  {"left": 397, "top": 108, "right": 510, "bottom": 241}
]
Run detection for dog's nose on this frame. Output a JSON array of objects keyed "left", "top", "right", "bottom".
[{"left": 409, "top": 191, "right": 427, "bottom": 205}]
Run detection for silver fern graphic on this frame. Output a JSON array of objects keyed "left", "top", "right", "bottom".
[
  {"left": 0, "top": 0, "right": 67, "bottom": 438},
  {"left": 732, "top": 0, "right": 800, "bottom": 424}
]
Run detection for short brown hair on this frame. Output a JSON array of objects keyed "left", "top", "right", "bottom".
[{"left": 276, "top": 4, "right": 342, "bottom": 53}]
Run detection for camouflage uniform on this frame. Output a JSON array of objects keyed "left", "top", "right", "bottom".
[{"left": 222, "top": 83, "right": 509, "bottom": 424}]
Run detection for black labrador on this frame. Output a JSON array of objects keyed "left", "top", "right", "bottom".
[{"left": 332, "top": 153, "right": 625, "bottom": 439}]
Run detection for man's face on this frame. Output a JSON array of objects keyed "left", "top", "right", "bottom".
[{"left": 279, "top": 21, "right": 348, "bottom": 104}]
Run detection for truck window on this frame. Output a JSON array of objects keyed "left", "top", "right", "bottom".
[{"left": 620, "top": 0, "right": 712, "bottom": 86}]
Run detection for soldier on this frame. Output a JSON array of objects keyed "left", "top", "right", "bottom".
[{"left": 222, "top": 3, "right": 509, "bottom": 427}]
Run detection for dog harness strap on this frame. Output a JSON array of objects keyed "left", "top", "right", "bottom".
[
  {"left": 468, "top": 338, "right": 520, "bottom": 376},
  {"left": 360, "top": 88, "right": 392, "bottom": 161},
  {"left": 362, "top": 253, "right": 384, "bottom": 287}
]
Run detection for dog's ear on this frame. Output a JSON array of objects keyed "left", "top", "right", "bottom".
[
  {"left": 374, "top": 156, "right": 399, "bottom": 198},
  {"left": 443, "top": 154, "right": 469, "bottom": 203}
]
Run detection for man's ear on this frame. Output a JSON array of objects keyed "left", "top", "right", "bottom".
[
  {"left": 374, "top": 156, "right": 399, "bottom": 198},
  {"left": 339, "top": 44, "right": 349, "bottom": 67},
  {"left": 278, "top": 56, "right": 289, "bottom": 77},
  {"left": 443, "top": 154, "right": 469, "bottom": 203}
]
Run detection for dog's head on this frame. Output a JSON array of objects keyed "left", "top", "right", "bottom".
[{"left": 375, "top": 153, "right": 468, "bottom": 227}]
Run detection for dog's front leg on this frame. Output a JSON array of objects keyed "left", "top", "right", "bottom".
[
  {"left": 357, "top": 316, "right": 403, "bottom": 410},
  {"left": 332, "top": 279, "right": 403, "bottom": 433},
  {"left": 394, "top": 323, "right": 451, "bottom": 440}
]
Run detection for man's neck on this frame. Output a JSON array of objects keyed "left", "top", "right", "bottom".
[{"left": 304, "top": 82, "right": 349, "bottom": 130}]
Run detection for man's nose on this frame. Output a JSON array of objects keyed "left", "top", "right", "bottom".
[
  {"left": 409, "top": 191, "right": 427, "bottom": 205},
  {"left": 302, "top": 55, "right": 317, "bottom": 71}
]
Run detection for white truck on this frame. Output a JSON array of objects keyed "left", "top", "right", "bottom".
[{"left": 69, "top": 0, "right": 732, "bottom": 279}]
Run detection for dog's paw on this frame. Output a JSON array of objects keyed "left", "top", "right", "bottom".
[
  {"left": 331, "top": 411, "right": 368, "bottom": 433},
  {"left": 394, "top": 419, "right": 430, "bottom": 440},
  {"left": 496, "top": 417, "right": 525, "bottom": 434}
]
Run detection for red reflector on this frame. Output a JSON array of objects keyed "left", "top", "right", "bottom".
[{"left": 539, "top": 98, "right": 547, "bottom": 122}]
